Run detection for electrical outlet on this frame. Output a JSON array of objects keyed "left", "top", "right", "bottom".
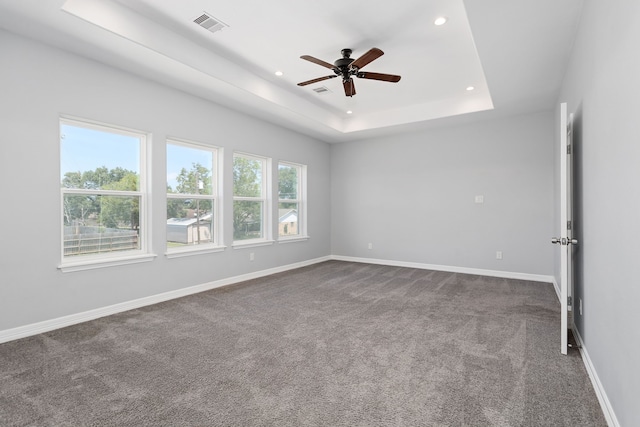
[
  {"left": 496, "top": 251, "right": 503, "bottom": 260},
  {"left": 368, "top": 243, "right": 373, "bottom": 250},
  {"left": 249, "top": 252, "right": 255, "bottom": 261}
]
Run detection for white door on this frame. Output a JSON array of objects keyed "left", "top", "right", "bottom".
[{"left": 553, "top": 103, "right": 577, "bottom": 355}]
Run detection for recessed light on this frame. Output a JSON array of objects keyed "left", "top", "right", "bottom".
[
  {"left": 275, "top": 71, "right": 283, "bottom": 76},
  {"left": 466, "top": 86, "right": 475, "bottom": 91},
  {"left": 346, "top": 110, "right": 353, "bottom": 115},
  {"left": 434, "top": 16, "right": 448, "bottom": 26}
]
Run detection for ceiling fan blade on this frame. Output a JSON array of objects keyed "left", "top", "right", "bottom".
[
  {"left": 297, "top": 75, "right": 338, "bottom": 86},
  {"left": 350, "top": 47, "right": 384, "bottom": 70},
  {"left": 300, "top": 55, "right": 335, "bottom": 69},
  {"left": 356, "top": 71, "right": 401, "bottom": 83},
  {"left": 343, "top": 79, "right": 356, "bottom": 97}
]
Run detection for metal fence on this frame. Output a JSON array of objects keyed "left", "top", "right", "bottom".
[{"left": 64, "top": 226, "right": 139, "bottom": 256}]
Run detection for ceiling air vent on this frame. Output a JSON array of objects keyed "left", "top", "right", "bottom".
[
  {"left": 193, "top": 12, "right": 228, "bottom": 34},
  {"left": 313, "top": 86, "right": 331, "bottom": 94}
]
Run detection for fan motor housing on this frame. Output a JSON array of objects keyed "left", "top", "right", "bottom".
[
  {"left": 334, "top": 57, "right": 354, "bottom": 69},
  {"left": 334, "top": 48, "right": 355, "bottom": 80}
]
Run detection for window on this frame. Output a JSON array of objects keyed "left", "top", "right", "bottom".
[
  {"left": 166, "top": 140, "right": 221, "bottom": 255},
  {"left": 278, "top": 162, "right": 307, "bottom": 240},
  {"left": 60, "top": 118, "right": 151, "bottom": 270},
  {"left": 233, "top": 153, "right": 271, "bottom": 244}
]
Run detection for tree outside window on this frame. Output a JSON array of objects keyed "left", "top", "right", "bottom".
[
  {"left": 233, "top": 153, "right": 268, "bottom": 241},
  {"left": 278, "top": 161, "right": 306, "bottom": 239},
  {"left": 166, "top": 141, "right": 218, "bottom": 249},
  {"left": 60, "top": 120, "right": 145, "bottom": 259},
  {"left": 278, "top": 163, "right": 299, "bottom": 237}
]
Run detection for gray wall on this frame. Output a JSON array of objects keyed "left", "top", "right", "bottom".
[
  {"left": 331, "top": 112, "right": 555, "bottom": 276},
  {"left": 0, "top": 31, "right": 331, "bottom": 331},
  {"left": 556, "top": 0, "right": 640, "bottom": 425}
]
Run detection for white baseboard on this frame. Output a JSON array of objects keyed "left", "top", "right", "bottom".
[
  {"left": 551, "top": 276, "right": 561, "bottom": 301},
  {"left": 0, "top": 256, "right": 331, "bottom": 344},
  {"left": 572, "top": 328, "right": 620, "bottom": 427},
  {"left": 330, "top": 255, "right": 555, "bottom": 284}
]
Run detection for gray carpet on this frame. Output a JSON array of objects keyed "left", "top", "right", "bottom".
[{"left": 1, "top": 261, "right": 607, "bottom": 426}]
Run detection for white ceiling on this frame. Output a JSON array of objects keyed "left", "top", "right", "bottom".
[{"left": 0, "top": 0, "right": 583, "bottom": 143}]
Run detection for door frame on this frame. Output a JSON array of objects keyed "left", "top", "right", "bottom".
[{"left": 558, "top": 102, "right": 575, "bottom": 355}]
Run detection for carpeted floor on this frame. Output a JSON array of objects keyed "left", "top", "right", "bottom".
[{"left": 0, "top": 261, "right": 607, "bottom": 426}]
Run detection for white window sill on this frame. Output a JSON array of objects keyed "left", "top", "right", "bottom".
[
  {"left": 232, "top": 239, "right": 275, "bottom": 249},
  {"left": 58, "top": 253, "right": 157, "bottom": 273},
  {"left": 165, "top": 245, "right": 226, "bottom": 259},
  {"left": 278, "top": 235, "right": 310, "bottom": 244}
]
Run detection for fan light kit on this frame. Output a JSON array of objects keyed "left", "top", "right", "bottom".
[{"left": 297, "top": 47, "right": 401, "bottom": 97}]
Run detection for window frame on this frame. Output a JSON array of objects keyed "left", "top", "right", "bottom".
[
  {"left": 232, "top": 152, "right": 273, "bottom": 248},
  {"left": 165, "top": 138, "right": 224, "bottom": 258},
  {"left": 58, "top": 117, "right": 155, "bottom": 272},
  {"left": 277, "top": 161, "right": 309, "bottom": 243}
]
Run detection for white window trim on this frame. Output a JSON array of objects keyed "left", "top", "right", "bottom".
[
  {"left": 231, "top": 239, "right": 275, "bottom": 249},
  {"left": 58, "top": 253, "right": 157, "bottom": 273},
  {"left": 165, "top": 138, "right": 223, "bottom": 256},
  {"left": 277, "top": 161, "right": 309, "bottom": 241},
  {"left": 277, "top": 236, "right": 310, "bottom": 244},
  {"left": 232, "top": 152, "right": 272, "bottom": 245},
  {"left": 165, "top": 245, "right": 227, "bottom": 259},
  {"left": 59, "top": 117, "right": 153, "bottom": 271}
]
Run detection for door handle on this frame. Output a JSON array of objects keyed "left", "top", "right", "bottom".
[{"left": 551, "top": 237, "right": 579, "bottom": 245}]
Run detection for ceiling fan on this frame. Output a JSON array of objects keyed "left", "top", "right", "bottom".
[{"left": 297, "top": 47, "right": 401, "bottom": 97}]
